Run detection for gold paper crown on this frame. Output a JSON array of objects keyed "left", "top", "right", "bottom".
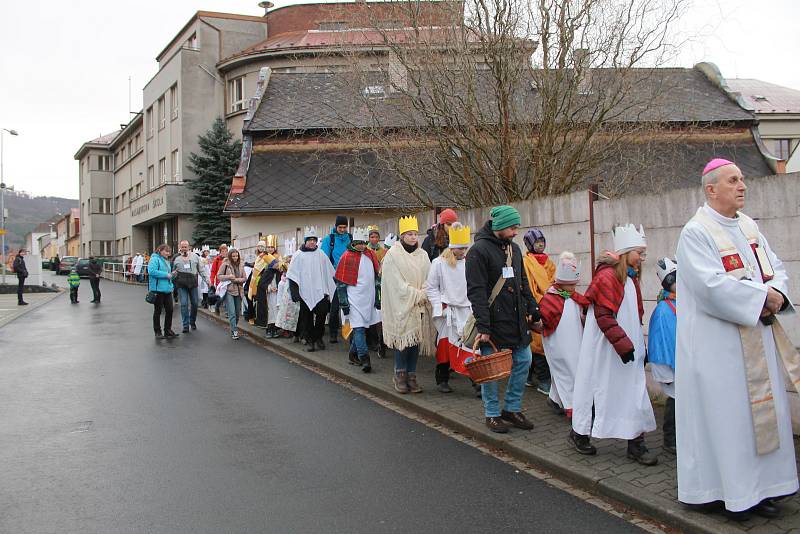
[
  {"left": 264, "top": 234, "right": 278, "bottom": 248},
  {"left": 398, "top": 216, "right": 419, "bottom": 235},
  {"left": 448, "top": 223, "right": 471, "bottom": 247}
]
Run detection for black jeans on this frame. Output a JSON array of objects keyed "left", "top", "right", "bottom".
[
  {"left": 328, "top": 290, "right": 341, "bottom": 338},
  {"left": 70, "top": 287, "right": 79, "bottom": 303},
  {"left": 299, "top": 297, "right": 330, "bottom": 343},
  {"left": 663, "top": 396, "right": 676, "bottom": 447},
  {"left": 255, "top": 285, "right": 268, "bottom": 327},
  {"left": 17, "top": 276, "right": 25, "bottom": 303},
  {"left": 153, "top": 292, "right": 174, "bottom": 333},
  {"left": 90, "top": 278, "right": 101, "bottom": 301}
]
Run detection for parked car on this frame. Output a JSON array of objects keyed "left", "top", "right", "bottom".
[
  {"left": 58, "top": 256, "right": 78, "bottom": 275},
  {"left": 75, "top": 258, "right": 92, "bottom": 278}
]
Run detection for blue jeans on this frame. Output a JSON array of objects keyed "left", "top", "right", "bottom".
[
  {"left": 351, "top": 327, "right": 368, "bottom": 361},
  {"left": 395, "top": 345, "right": 420, "bottom": 373},
  {"left": 225, "top": 293, "right": 242, "bottom": 334},
  {"left": 177, "top": 286, "right": 199, "bottom": 328},
  {"left": 480, "top": 344, "right": 532, "bottom": 417}
]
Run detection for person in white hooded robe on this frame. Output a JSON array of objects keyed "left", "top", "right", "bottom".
[{"left": 676, "top": 159, "right": 798, "bottom": 521}]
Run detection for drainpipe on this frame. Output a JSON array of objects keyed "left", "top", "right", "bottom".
[{"left": 588, "top": 183, "right": 598, "bottom": 278}]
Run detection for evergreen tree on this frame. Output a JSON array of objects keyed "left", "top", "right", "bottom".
[{"left": 187, "top": 118, "right": 241, "bottom": 246}]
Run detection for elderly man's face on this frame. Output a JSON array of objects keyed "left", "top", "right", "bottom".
[
  {"left": 707, "top": 165, "right": 746, "bottom": 213},
  {"left": 179, "top": 241, "right": 190, "bottom": 254}
]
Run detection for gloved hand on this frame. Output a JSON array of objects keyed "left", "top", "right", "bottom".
[
  {"left": 342, "top": 306, "right": 350, "bottom": 316},
  {"left": 620, "top": 351, "right": 635, "bottom": 364}
]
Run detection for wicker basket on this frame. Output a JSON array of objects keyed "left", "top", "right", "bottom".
[{"left": 464, "top": 340, "right": 513, "bottom": 384}]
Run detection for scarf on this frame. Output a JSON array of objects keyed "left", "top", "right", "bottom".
[
  {"left": 335, "top": 248, "right": 379, "bottom": 286},
  {"left": 286, "top": 248, "right": 336, "bottom": 309},
  {"left": 533, "top": 253, "right": 549, "bottom": 266},
  {"left": 381, "top": 240, "right": 436, "bottom": 355},
  {"left": 540, "top": 287, "right": 590, "bottom": 336}
]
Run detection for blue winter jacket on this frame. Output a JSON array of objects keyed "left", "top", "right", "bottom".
[
  {"left": 148, "top": 253, "right": 174, "bottom": 293},
  {"left": 320, "top": 228, "right": 352, "bottom": 268}
]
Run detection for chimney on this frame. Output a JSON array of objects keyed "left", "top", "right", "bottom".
[
  {"left": 776, "top": 159, "right": 787, "bottom": 174},
  {"left": 575, "top": 48, "right": 591, "bottom": 95}
]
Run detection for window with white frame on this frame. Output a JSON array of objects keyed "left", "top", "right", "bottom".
[
  {"left": 171, "top": 149, "right": 180, "bottom": 182},
  {"left": 170, "top": 84, "right": 179, "bottom": 119},
  {"left": 134, "top": 133, "right": 141, "bottom": 151},
  {"left": 228, "top": 77, "right": 245, "bottom": 113},
  {"left": 97, "top": 155, "right": 112, "bottom": 171},
  {"left": 95, "top": 198, "right": 112, "bottom": 214},
  {"left": 158, "top": 96, "right": 166, "bottom": 129},
  {"left": 148, "top": 165, "right": 155, "bottom": 190},
  {"left": 100, "top": 240, "right": 113, "bottom": 256},
  {"left": 146, "top": 107, "right": 153, "bottom": 138},
  {"left": 159, "top": 158, "right": 167, "bottom": 185},
  {"left": 136, "top": 183, "right": 142, "bottom": 197}
]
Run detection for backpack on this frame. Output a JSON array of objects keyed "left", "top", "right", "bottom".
[{"left": 327, "top": 232, "right": 353, "bottom": 265}]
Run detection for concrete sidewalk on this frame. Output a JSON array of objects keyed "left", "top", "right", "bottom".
[
  {"left": 0, "top": 290, "right": 63, "bottom": 328},
  {"left": 199, "top": 307, "right": 799, "bottom": 534}
]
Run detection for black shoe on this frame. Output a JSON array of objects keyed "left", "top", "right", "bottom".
[
  {"left": 627, "top": 438, "right": 659, "bottom": 466},
  {"left": 18, "top": 301, "right": 28, "bottom": 306},
  {"left": 348, "top": 351, "right": 361, "bottom": 365},
  {"left": 569, "top": 430, "right": 597, "bottom": 455},
  {"left": 316, "top": 339, "right": 325, "bottom": 350},
  {"left": 751, "top": 499, "right": 781, "bottom": 519},
  {"left": 165, "top": 330, "right": 179, "bottom": 338},
  {"left": 361, "top": 355, "right": 371, "bottom": 373},
  {"left": 723, "top": 509, "right": 752, "bottom": 522},
  {"left": 501, "top": 410, "right": 534, "bottom": 430},
  {"left": 437, "top": 382, "right": 453, "bottom": 393},
  {"left": 485, "top": 417, "right": 509, "bottom": 434},
  {"left": 155, "top": 331, "right": 164, "bottom": 339},
  {"left": 547, "top": 398, "right": 565, "bottom": 415},
  {"left": 182, "top": 326, "right": 190, "bottom": 333},
  {"left": 190, "top": 323, "right": 197, "bottom": 331}
]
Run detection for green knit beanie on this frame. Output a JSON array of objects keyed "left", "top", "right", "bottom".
[{"left": 491, "top": 205, "right": 521, "bottom": 230}]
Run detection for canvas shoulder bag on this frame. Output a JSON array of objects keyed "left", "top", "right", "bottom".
[{"left": 461, "top": 246, "right": 512, "bottom": 347}]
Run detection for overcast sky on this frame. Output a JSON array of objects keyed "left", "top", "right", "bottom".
[{"left": 0, "top": 0, "right": 798, "bottom": 199}]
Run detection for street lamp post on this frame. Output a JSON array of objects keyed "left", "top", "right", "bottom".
[{"left": 1, "top": 127, "right": 20, "bottom": 285}]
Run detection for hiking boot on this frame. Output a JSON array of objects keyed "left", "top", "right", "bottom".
[
  {"left": 407, "top": 372, "right": 423, "bottom": 393},
  {"left": 394, "top": 370, "right": 410, "bottom": 394},
  {"left": 627, "top": 438, "right": 659, "bottom": 466},
  {"left": 485, "top": 417, "right": 509, "bottom": 434},
  {"left": 536, "top": 380, "right": 551, "bottom": 395},
  {"left": 569, "top": 430, "right": 597, "bottom": 455},
  {"left": 437, "top": 381, "right": 453, "bottom": 393},
  {"left": 547, "top": 398, "right": 565, "bottom": 415},
  {"left": 501, "top": 410, "right": 534, "bottom": 430},
  {"left": 361, "top": 355, "right": 371, "bottom": 373}
]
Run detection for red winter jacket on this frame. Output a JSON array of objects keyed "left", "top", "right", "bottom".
[{"left": 584, "top": 263, "right": 643, "bottom": 356}]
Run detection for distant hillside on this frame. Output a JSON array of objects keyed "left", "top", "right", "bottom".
[{"left": 2, "top": 191, "right": 78, "bottom": 249}]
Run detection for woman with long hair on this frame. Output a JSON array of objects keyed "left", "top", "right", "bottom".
[
  {"left": 570, "top": 224, "right": 658, "bottom": 465},
  {"left": 148, "top": 244, "right": 178, "bottom": 339},
  {"left": 217, "top": 248, "right": 248, "bottom": 340}
]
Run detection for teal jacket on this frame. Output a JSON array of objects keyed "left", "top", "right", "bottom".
[
  {"left": 148, "top": 253, "right": 174, "bottom": 293},
  {"left": 67, "top": 271, "right": 80, "bottom": 288}
]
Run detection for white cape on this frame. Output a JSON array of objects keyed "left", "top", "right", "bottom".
[
  {"left": 543, "top": 298, "right": 583, "bottom": 411},
  {"left": 286, "top": 248, "right": 335, "bottom": 310},
  {"left": 675, "top": 204, "right": 798, "bottom": 511},
  {"left": 572, "top": 278, "right": 656, "bottom": 439},
  {"left": 346, "top": 254, "right": 381, "bottom": 329}
]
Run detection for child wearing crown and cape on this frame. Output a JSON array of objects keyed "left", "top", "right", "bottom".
[{"left": 570, "top": 224, "right": 658, "bottom": 466}]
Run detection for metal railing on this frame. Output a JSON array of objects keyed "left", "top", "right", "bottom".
[{"left": 102, "top": 262, "right": 148, "bottom": 284}]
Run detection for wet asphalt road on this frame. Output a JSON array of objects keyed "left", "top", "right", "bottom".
[{"left": 0, "top": 278, "right": 644, "bottom": 534}]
